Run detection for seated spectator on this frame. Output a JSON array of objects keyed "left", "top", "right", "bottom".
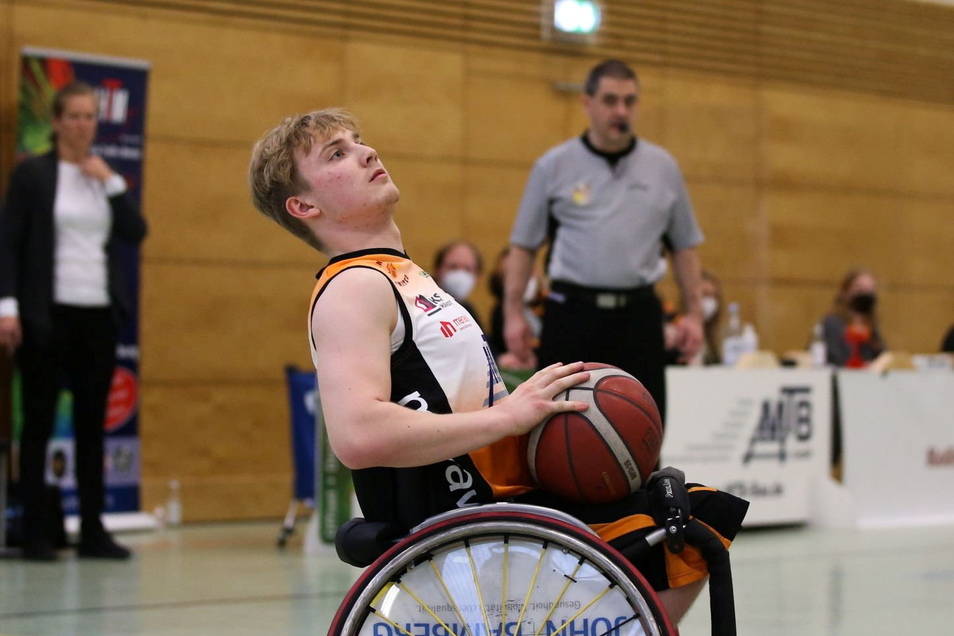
[
  {"left": 432, "top": 240, "right": 484, "bottom": 329},
  {"left": 820, "top": 269, "right": 886, "bottom": 368}
]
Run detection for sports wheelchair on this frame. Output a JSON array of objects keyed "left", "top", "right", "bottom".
[{"left": 327, "top": 474, "right": 737, "bottom": 636}]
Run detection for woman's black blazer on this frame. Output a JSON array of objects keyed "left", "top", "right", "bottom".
[{"left": 0, "top": 150, "right": 148, "bottom": 341}]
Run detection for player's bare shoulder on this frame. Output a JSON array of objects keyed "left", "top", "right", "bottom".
[{"left": 312, "top": 265, "right": 398, "bottom": 336}]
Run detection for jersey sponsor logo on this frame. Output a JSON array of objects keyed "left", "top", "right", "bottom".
[
  {"left": 439, "top": 321, "right": 457, "bottom": 338},
  {"left": 376, "top": 260, "right": 410, "bottom": 286},
  {"left": 445, "top": 463, "right": 479, "bottom": 507},
  {"left": 415, "top": 294, "right": 439, "bottom": 313},
  {"left": 397, "top": 391, "right": 429, "bottom": 411},
  {"left": 414, "top": 292, "right": 454, "bottom": 316}
]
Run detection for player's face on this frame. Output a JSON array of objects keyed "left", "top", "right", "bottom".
[
  {"left": 583, "top": 77, "right": 638, "bottom": 152},
  {"left": 294, "top": 129, "right": 400, "bottom": 220},
  {"left": 53, "top": 94, "right": 98, "bottom": 155}
]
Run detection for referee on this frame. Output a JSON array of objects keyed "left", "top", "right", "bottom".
[{"left": 503, "top": 59, "right": 706, "bottom": 425}]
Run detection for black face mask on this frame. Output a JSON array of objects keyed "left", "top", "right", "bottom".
[{"left": 849, "top": 292, "right": 877, "bottom": 314}]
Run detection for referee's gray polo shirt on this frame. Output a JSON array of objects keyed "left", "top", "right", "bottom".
[{"left": 509, "top": 136, "right": 703, "bottom": 289}]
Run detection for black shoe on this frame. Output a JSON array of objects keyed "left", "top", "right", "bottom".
[
  {"left": 77, "top": 533, "right": 132, "bottom": 560},
  {"left": 22, "top": 539, "right": 58, "bottom": 562}
]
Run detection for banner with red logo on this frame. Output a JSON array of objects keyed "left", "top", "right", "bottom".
[
  {"left": 13, "top": 47, "right": 149, "bottom": 515},
  {"left": 839, "top": 370, "right": 954, "bottom": 528}
]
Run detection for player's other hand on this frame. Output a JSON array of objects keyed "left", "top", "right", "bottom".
[{"left": 499, "top": 362, "right": 588, "bottom": 435}]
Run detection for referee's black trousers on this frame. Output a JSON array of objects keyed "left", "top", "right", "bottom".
[
  {"left": 17, "top": 305, "right": 117, "bottom": 545},
  {"left": 537, "top": 293, "right": 667, "bottom": 426}
]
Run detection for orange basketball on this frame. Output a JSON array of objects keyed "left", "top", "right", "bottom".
[{"left": 527, "top": 363, "right": 663, "bottom": 505}]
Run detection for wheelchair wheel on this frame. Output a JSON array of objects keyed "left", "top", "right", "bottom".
[{"left": 328, "top": 503, "right": 676, "bottom": 636}]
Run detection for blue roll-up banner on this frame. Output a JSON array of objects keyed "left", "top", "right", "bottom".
[
  {"left": 12, "top": 47, "right": 150, "bottom": 518},
  {"left": 285, "top": 366, "right": 317, "bottom": 504}
]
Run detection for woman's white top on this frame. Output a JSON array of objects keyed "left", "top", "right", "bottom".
[{"left": 53, "top": 161, "right": 125, "bottom": 307}]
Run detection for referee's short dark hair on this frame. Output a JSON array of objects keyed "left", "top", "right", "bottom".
[{"left": 584, "top": 59, "right": 638, "bottom": 96}]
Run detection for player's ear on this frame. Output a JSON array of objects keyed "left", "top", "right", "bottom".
[{"left": 286, "top": 195, "right": 321, "bottom": 220}]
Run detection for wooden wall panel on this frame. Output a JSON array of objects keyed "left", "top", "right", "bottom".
[
  {"left": 763, "top": 285, "right": 839, "bottom": 354},
  {"left": 12, "top": 4, "right": 345, "bottom": 144},
  {"left": 660, "top": 74, "right": 760, "bottom": 181},
  {"left": 879, "top": 288, "right": 954, "bottom": 356},
  {"left": 765, "top": 190, "right": 904, "bottom": 283},
  {"left": 689, "top": 182, "right": 764, "bottom": 282},
  {"left": 895, "top": 200, "right": 954, "bottom": 287},
  {"left": 463, "top": 163, "right": 541, "bottom": 323},
  {"left": 140, "top": 263, "right": 315, "bottom": 382},
  {"left": 142, "top": 140, "right": 318, "bottom": 263},
  {"left": 379, "top": 157, "right": 466, "bottom": 261},
  {"left": 898, "top": 104, "right": 954, "bottom": 196},
  {"left": 140, "top": 383, "right": 292, "bottom": 520},
  {"left": 342, "top": 41, "right": 464, "bottom": 159},
  {"left": 465, "top": 73, "right": 570, "bottom": 164},
  {"left": 761, "top": 87, "right": 905, "bottom": 190}
]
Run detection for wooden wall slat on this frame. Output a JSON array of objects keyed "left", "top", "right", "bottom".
[{"left": 70, "top": 0, "right": 954, "bottom": 105}]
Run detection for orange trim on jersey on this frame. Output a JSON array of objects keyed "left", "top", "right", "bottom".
[
  {"left": 311, "top": 252, "right": 409, "bottom": 306},
  {"left": 469, "top": 436, "right": 536, "bottom": 498},
  {"left": 591, "top": 490, "right": 734, "bottom": 589}
]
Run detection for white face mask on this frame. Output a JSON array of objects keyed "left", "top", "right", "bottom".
[
  {"left": 701, "top": 296, "right": 719, "bottom": 322},
  {"left": 440, "top": 270, "right": 477, "bottom": 301}
]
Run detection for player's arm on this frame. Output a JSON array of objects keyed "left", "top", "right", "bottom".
[
  {"left": 670, "top": 246, "right": 704, "bottom": 361},
  {"left": 313, "top": 267, "right": 588, "bottom": 470},
  {"left": 502, "top": 244, "right": 537, "bottom": 367}
]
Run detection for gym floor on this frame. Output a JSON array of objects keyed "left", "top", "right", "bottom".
[{"left": 1, "top": 518, "right": 953, "bottom": 635}]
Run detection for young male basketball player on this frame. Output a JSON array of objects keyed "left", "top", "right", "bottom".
[{"left": 249, "top": 108, "right": 747, "bottom": 623}]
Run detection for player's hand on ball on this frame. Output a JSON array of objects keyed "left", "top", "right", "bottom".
[{"left": 501, "top": 362, "right": 589, "bottom": 435}]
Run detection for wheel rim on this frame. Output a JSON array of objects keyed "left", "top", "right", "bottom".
[{"left": 339, "top": 517, "right": 665, "bottom": 636}]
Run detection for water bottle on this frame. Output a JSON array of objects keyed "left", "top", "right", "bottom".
[
  {"left": 721, "top": 302, "right": 744, "bottom": 367},
  {"left": 809, "top": 323, "right": 827, "bottom": 368},
  {"left": 741, "top": 323, "right": 759, "bottom": 356},
  {"left": 167, "top": 479, "right": 183, "bottom": 526}
]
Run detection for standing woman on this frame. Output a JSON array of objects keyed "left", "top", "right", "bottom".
[{"left": 0, "top": 81, "right": 147, "bottom": 561}]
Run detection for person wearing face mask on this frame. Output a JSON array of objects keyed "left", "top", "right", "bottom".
[
  {"left": 432, "top": 241, "right": 484, "bottom": 330},
  {"left": 819, "top": 269, "right": 887, "bottom": 368}
]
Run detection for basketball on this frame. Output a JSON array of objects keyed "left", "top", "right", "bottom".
[{"left": 527, "top": 363, "right": 663, "bottom": 505}]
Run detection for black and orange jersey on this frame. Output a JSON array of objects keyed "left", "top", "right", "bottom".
[
  {"left": 309, "top": 248, "right": 534, "bottom": 529},
  {"left": 310, "top": 248, "right": 748, "bottom": 590}
]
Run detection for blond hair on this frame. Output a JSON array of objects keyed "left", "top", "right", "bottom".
[{"left": 248, "top": 108, "right": 360, "bottom": 251}]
